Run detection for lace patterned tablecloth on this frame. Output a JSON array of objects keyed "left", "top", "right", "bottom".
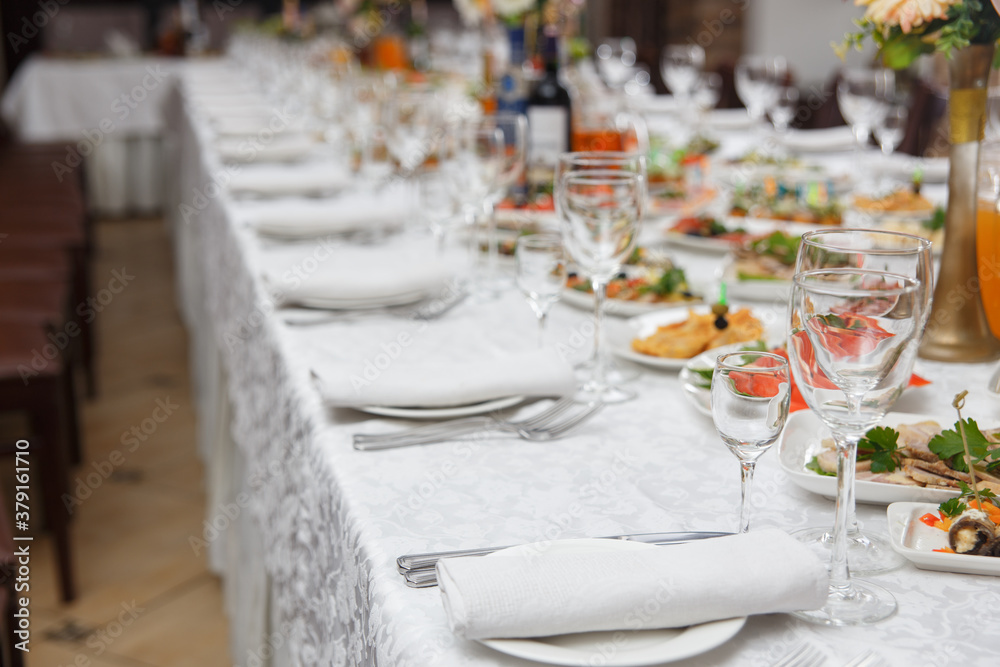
[{"left": 169, "top": 62, "right": 1000, "bottom": 667}]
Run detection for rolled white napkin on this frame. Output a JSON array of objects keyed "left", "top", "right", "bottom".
[
  {"left": 241, "top": 191, "right": 410, "bottom": 239},
  {"left": 778, "top": 126, "right": 857, "bottom": 153},
  {"left": 229, "top": 164, "right": 353, "bottom": 197},
  {"left": 437, "top": 530, "right": 828, "bottom": 640},
  {"left": 216, "top": 134, "right": 317, "bottom": 164},
  {"left": 312, "top": 349, "right": 575, "bottom": 408}
]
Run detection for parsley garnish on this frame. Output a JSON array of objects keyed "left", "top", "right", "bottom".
[
  {"left": 956, "top": 482, "right": 998, "bottom": 502},
  {"left": 806, "top": 456, "right": 836, "bottom": 477},
  {"left": 928, "top": 418, "right": 999, "bottom": 472},
  {"left": 857, "top": 426, "right": 902, "bottom": 473},
  {"left": 938, "top": 498, "right": 967, "bottom": 518},
  {"left": 922, "top": 207, "right": 945, "bottom": 232}
]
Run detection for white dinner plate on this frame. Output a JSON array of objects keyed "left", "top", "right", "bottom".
[
  {"left": 887, "top": 502, "right": 1000, "bottom": 576},
  {"left": 719, "top": 260, "right": 792, "bottom": 304},
  {"left": 776, "top": 411, "right": 990, "bottom": 505},
  {"left": 777, "top": 127, "right": 857, "bottom": 154},
  {"left": 870, "top": 155, "right": 949, "bottom": 184},
  {"left": 607, "top": 304, "right": 778, "bottom": 371},
  {"left": 479, "top": 540, "right": 747, "bottom": 666},
  {"left": 293, "top": 290, "right": 430, "bottom": 310},
  {"left": 704, "top": 108, "right": 755, "bottom": 131},
  {"left": 560, "top": 287, "right": 702, "bottom": 318},
  {"left": 662, "top": 218, "right": 826, "bottom": 254},
  {"left": 357, "top": 394, "right": 526, "bottom": 419}
]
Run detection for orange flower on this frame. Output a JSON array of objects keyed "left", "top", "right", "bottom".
[{"left": 856, "top": 0, "right": 958, "bottom": 33}]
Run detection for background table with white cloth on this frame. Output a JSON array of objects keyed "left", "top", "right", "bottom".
[
  {"left": 167, "top": 60, "right": 1000, "bottom": 667},
  {"left": 1, "top": 55, "right": 180, "bottom": 216}
]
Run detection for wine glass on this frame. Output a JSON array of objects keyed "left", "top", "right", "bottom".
[
  {"left": 384, "top": 89, "right": 441, "bottom": 176},
  {"left": 481, "top": 112, "right": 528, "bottom": 294},
  {"left": 660, "top": 44, "right": 705, "bottom": 121},
  {"left": 788, "top": 268, "right": 923, "bottom": 626},
  {"left": 712, "top": 351, "right": 791, "bottom": 533},
  {"left": 595, "top": 37, "right": 638, "bottom": 90},
  {"left": 735, "top": 55, "right": 788, "bottom": 133},
  {"left": 555, "top": 152, "right": 647, "bottom": 385},
  {"left": 874, "top": 105, "right": 907, "bottom": 156},
  {"left": 515, "top": 234, "right": 566, "bottom": 347},
  {"left": 692, "top": 72, "right": 722, "bottom": 130},
  {"left": 793, "top": 229, "right": 932, "bottom": 575},
  {"left": 417, "top": 168, "right": 459, "bottom": 253},
  {"left": 769, "top": 86, "right": 799, "bottom": 134},
  {"left": 440, "top": 118, "right": 504, "bottom": 289},
  {"left": 837, "top": 68, "right": 894, "bottom": 152},
  {"left": 557, "top": 170, "right": 644, "bottom": 403}
]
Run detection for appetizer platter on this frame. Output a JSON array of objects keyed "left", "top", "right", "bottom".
[
  {"left": 729, "top": 184, "right": 843, "bottom": 225},
  {"left": 663, "top": 216, "right": 824, "bottom": 254},
  {"left": 719, "top": 230, "right": 799, "bottom": 302},
  {"left": 887, "top": 500, "right": 1000, "bottom": 575},
  {"left": 562, "top": 260, "right": 701, "bottom": 317},
  {"left": 845, "top": 185, "right": 946, "bottom": 249},
  {"left": 608, "top": 304, "right": 773, "bottom": 371},
  {"left": 778, "top": 411, "right": 1000, "bottom": 505}
]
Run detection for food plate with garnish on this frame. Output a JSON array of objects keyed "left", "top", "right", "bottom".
[
  {"left": 678, "top": 341, "right": 771, "bottom": 415},
  {"left": 562, "top": 257, "right": 702, "bottom": 317},
  {"left": 717, "top": 230, "right": 801, "bottom": 302},
  {"left": 663, "top": 216, "right": 825, "bottom": 254},
  {"left": 887, "top": 501, "right": 1000, "bottom": 575},
  {"left": 778, "top": 411, "right": 1000, "bottom": 505},
  {"left": 607, "top": 304, "right": 776, "bottom": 371}
]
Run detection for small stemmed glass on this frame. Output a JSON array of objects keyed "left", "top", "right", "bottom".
[
  {"left": 793, "top": 229, "right": 932, "bottom": 575},
  {"left": 660, "top": 44, "right": 705, "bottom": 128},
  {"left": 788, "top": 268, "right": 923, "bottom": 626},
  {"left": 515, "top": 234, "right": 566, "bottom": 347},
  {"left": 712, "top": 351, "right": 791, "bottom": 534},
  {"left": 837, "top": 68, "right": 894, "bottom": 153},
  {"left": 557, "top": 170, "right": 644, "bottom": 403},
  {"left": 481, "top": 112, "right": 528, "bottom": 295}
]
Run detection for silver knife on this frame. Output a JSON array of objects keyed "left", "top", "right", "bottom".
[{"left": 396, "top": 531, "right": 732, "bottom": 583}]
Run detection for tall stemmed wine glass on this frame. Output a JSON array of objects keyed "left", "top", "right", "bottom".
[
  {"left": 735, "top": 55, "right": 788, "bottom": 141},
  {"left": 481, "top": 112, "right": 528, "bottom": 294},
  {"left": 555, "top": 152, "right": 647, "bottom": 385},
  {"left": 515, "top": 234, "right": 566, "bottom": 347},
  {"left": 440, "top": 119, "right": 504, "bottom": 290},
  {"left": 712, "top": 351, "right": 791, "bottom": 533},
  {"left": 558, "top": 170, "right": 644, "bottom": 403},
  {"left": 837, "top": 68, "right": 894, "bottom": 152},
  {"left": 793, "top": 229, "right": 932, "bottom": 575},
  {"left": 660, "top": 44, "right": 705, "bottom": 127},
  {"left": 788, "top": 268, "right": 923, "bottom": 626}
]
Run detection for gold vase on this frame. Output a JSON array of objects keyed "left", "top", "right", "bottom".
[{"left": 918, "top": 44, "right": 1000, "bottom": 362}]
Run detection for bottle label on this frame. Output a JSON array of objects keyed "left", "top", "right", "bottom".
[{"left": 528, "top": 107, "right": 568, "bottom": 166}]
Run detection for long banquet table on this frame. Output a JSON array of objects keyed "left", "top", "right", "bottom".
[{"left": 166, "top": 60, "right": 1000, "bottom": 666}]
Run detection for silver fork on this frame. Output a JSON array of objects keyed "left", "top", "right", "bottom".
[
  {"left": 774, "top": 643, "right": 826, "bottom": 667},
  {"left": 843, "top": 650, "right": 886, "bottom": 667},
  {"left": 353, "top": 396, "right": 575, "bottom": 445},
  {"left": 352, "top": 399, "right": 603, "bottom": 450}
]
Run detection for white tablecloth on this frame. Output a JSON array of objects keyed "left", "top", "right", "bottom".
[
  {"left": 167, "top": 61, "right": 1000, "bottom": 667},
  {"left": 1, "top": 56, "right": 183, "bottom": 216}
]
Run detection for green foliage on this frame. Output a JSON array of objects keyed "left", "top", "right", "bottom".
[
  {"left": 806, "top": 456, "right": 837, "bottom": 477},
  {"left": 928, "top": 418, "right": 997, "bottom": 472},
  {"left": 837, "top": 0, "right": 1000, "bottom": 70},
  {"left": 939, "top": 498, "right": 968, "bottom": 518},
  {"left": 857, "top": 426, "right": 902, "bottom": 473}
]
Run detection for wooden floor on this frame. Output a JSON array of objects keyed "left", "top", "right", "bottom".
[{"left": 18, "top": 218, "right": 231, "bottom": 666}]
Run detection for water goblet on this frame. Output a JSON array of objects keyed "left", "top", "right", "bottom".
[
  {"left": 515, "top": 234, "right": 566, "bottom": 347},
  {"left": 788, "top": 268, "right": 923, "bottom": 626},
  {"left": 792, "top": 229, "right": 932, "bottom": 575},
  {"left": 712, "top": 351, "right": 791, "bottom": 534},
  {"left": 735, "top": 55, "right": 788, "bottom": 137}
]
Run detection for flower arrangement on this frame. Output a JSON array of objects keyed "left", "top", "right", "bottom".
[
  {"left": 453, "top": 0, "right": 537, "bottom": 27},
  {"left": 838, "top": 0, "right": 1000, "bottom": 68}
]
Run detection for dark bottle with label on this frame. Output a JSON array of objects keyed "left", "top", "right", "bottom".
[
  {"left": 526, "top": 33, "right": 571, "bottom": 193},
  {"left": 497, "top": 27, "right": 528, "bottom": 115}
]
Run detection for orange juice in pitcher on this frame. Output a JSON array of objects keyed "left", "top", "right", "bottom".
[{"left": 977, "top": 196, "right": 1000, "bottom": 337}]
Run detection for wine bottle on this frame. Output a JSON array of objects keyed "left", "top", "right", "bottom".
[{"left": 527, "top": 33, "right": 571, "bottom": 194}]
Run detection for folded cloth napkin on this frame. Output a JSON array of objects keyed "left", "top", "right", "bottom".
[
  {"left": 241, "top": 191, "right": 410, "bottom": 239},
  {"left": 216, "top": 134, "right": 317, "bottom": 164},
  {"left": 265, "top": 244, "right": 454, "bottom": 307},
  {"left": 779, "top": 126, "right": 857, "bottom": 153},
  {"left": 229, "top": 164, "right": 353, "bottom": 197},
  {"left": 312, "top": 349, "right": 575, "bottom": 408},
  {"left": 437, "top": 529, "right": 828, "bottom": 640}
]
